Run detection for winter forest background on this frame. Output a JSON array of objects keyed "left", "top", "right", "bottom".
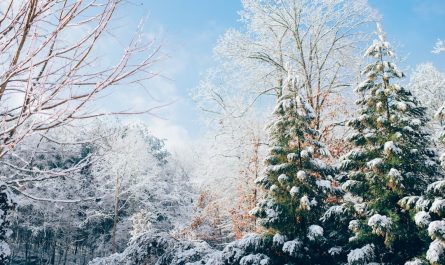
[{"left": 1, "top": 0, "right": 445, "bottom": 265}]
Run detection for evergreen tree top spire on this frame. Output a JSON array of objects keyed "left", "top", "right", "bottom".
[{"left": 363, "top": 23, "right": 394, "bottom": 58}]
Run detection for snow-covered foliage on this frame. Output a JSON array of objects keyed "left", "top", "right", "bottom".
[
  {"left": 328, "top": 246, "right": 343, "bottom": 256},
  {"left": 428, "top": 180, "right": 445, "bottom": 196},
  {"left": 409, "top": 63, "right": 445, "bottom": 119},
  {"left": 368, "top": 214, "right": 392, "bottom": 236},
  {"left": 348, "top": 220, "right": 360, "bottom": 234},
  {"left": 428, "top": 221, "right": 445, "bottom": 241},
  {"left": 426, "top": 239, "right": 445, "bottom": 265},
  {"left": 130, "top": 211, "right": 153, "bottom": 240},
  {"left": 307, "top": 225, "right": 324, "bottom": 241},
  {"left": 282, "top": 239, "right": 303, "bottom": 258},
  {"left": 340, "top": 24, "right": 445, "bottom": 263},
  {"left": 0, "top": 182, "right": 15, "bottom": 263},
  {"left": 3, "top": 122, "right": 196, "bottom": 264},
  {"left": 366, "top": 158, "right": 383, "bottom": 171},
  {"left": 91, "top": 123, "right": 195, "bottom": 230},
  {"left": 321, "top": 204, "right": 353, "bottom": 223},
  {"left": 399, "top": 181, "right": 445, "bottom": 265},
  {"left": 217, "top": 234, "right": 270, "bottom": 264},
  {"left": 251, "top": 70, "right": 340, "bottom": 263},
  {"left": 347, "top": 244, "right": 375, "bottom": 265},
  {"left": 89, "top": 230, "right": 215, "bottom": 265},
  {"left": 414, "top": 211, "right": 431, "bottom": 227},
  {"left": 93, "top": 231, "right": 347, "bottom": 265},
  {"left": 430, "top": 199, "right": 445, "bottom": 216},
  {"left": 105, "top": 233, "right": 271, "bottom": 265},
  {"left": 272, "top": 233, "right": 286, "bottom": 247},
  {"left": 383, "top": 141, "right": 402, "bottom": 155},
  {"left": 239, "top": 254, "right": 270, "bottom": 265},
  {"left": 404, "top": 258, "right": 426, "bottom": 265}
]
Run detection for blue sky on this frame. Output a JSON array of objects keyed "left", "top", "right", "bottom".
[
  {"left": 372, "top": 0, "right": 445, "bottom": 69},
  {"left": 105, "top": 0, "right": 445, "bottom": 152}
]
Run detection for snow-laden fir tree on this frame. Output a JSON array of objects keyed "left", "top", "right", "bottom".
[
  {"left": 340, "top": 24, "right": 444, "bottom": 264},
  {"left": 249, "top": 71, "right": 339, "bottom": 264},
  {"left": 397, "top": 151, "right": 445, "bottom": 265},
  {"left": 398, "top": 175, "right": 445, "bottom": 265}
]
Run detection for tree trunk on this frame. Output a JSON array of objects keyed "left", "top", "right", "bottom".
[
  {"left": 50, "top": 240, "right": 56, "bottom": 265},
  {"left": 112, "top": 175, "right": 121, "bottom": 253},
  {"left": 63, "top": 244, "right": 69, "bottom": 265}
]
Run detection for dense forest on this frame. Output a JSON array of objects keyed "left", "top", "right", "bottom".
[{"left": 1, "top": 0, "right": 445, "bottom": 265}]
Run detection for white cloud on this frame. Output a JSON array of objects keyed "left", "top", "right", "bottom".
[
  {"left": 433, "top": 39, "right": 445, "bottom": 54},
  {"left": 146, "top": 118, "right": 192, "bottom": 154}
]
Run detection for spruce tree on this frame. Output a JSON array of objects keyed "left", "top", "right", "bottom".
[
  {"left": 398, "top": 144, "right": 445, "bottom": 264},
  {"left": 250, "top": 71, "right": 339, "bottom": 264},
  {"left": 340, "top": 25, "right": 444, "bottom": 264},
  {"left": 397, "top": 175, "right": 445, "bottom": 265}
]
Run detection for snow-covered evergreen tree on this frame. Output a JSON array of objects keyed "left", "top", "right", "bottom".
[
  {"left": 398, "top": 177, "right": 445, "bottom": 265},
  {"left": 249, "top": 71, "right": 339, "bottom": 263},
  {"left": 340, "top": 25, "right": 444, "bottom": 264}
]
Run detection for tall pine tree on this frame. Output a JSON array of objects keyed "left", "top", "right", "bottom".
[
  {"left": 340, "top": 25, "right": 443, "bottom": 264},
  {"left": 250, "top": 71, "right": 339, "bottom": 264}
]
